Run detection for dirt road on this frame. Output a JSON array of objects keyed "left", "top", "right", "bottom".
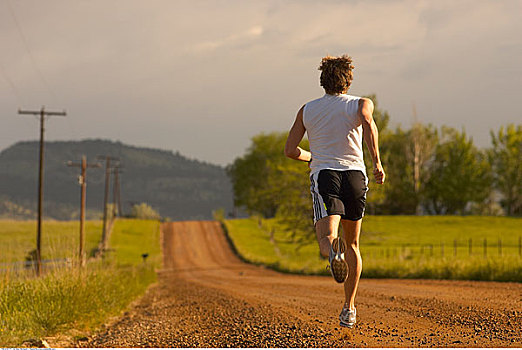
[{"left": 76, "top": 221, "right": 521, "bottom": 347}]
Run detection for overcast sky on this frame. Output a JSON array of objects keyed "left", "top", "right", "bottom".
[{"left": 1, "top": 0, "right": 521, "bottom": 166}]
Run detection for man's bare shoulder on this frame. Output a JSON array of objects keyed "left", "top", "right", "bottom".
[
  {"left": 358, "top": 97, "right": 374, "bottom": 117},
  {"left": 358, "top": 97, "right": 374, "bottom": 108}
]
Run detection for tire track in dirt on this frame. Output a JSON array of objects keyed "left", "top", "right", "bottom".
[{"left": 72, "top": 221, "right": 522, "bottom": 348}]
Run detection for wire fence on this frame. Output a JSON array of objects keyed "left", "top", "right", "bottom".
[
  {"left": 0, "top": 258, "right": 72, "bottom": 273},
  {"left": 363, "top": 237, "right": 522, "bottom": 260}
]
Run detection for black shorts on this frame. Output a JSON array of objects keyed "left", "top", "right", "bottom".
[{"left": 310, "top": 169, "right": 368, "bottom": 224}]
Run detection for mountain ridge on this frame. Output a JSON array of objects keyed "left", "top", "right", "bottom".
[{"left": 0, "top": 139, "right": 233, "bottom": 220}]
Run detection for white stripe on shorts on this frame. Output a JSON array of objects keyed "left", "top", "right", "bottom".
[{"left": 310, "top": 172, "right": 328, "bottom": 225}]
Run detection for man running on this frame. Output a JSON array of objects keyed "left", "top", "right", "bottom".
[{"left": 284, "top": 54, "right": 385, "bottom": 328}]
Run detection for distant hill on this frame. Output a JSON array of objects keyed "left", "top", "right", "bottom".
[{"left": 0, "top": 139, "right": 233, "bottom": 220}]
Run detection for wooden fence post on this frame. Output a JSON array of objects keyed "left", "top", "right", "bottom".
[{"left": 453, "top": 239, "right": 457, "bottom": 257}]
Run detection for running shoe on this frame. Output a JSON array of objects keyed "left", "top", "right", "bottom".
[
  {"left": 328, "top": 236, "right": 348, "bottom": 283},
  {"left": 339, "top": 305, "right": 356, "bottom": 328}
]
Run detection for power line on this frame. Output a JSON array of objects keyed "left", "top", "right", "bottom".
[
  {"left": 0, "top": 61, "right": 24, "bottom": 105},
  {"left": 5, "top": 0, "right": 58, "bottom": 103}
]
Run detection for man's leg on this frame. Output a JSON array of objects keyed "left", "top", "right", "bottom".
[
  {"left": 341, "top": 218, "right": 362, "bottom": 310},
  {"left": 316, "top": 215, "right": 341, "bottom": 258}
]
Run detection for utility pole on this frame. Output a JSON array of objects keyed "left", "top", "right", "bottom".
[
  {"left": 112, "top": 165, "right": 123, "bottom": 218},
  {"left": 67, "top": 156, "right": 101, "bottom": 267},
  {"left": 19, "top": 106, "right": 66, "bottom": 276},
  {"left": 97, "top": 156, "right": 119, "bottom": 252},
  {"left": 116, "top": 169, "right": 122, "bottom": 217}
]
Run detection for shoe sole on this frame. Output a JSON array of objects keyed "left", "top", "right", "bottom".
[
  {"left": 330, "top": 237, "right": 348, "bottom": 283},
  {"left": 339, "top": 321, "right": 355, "bottom": 328}
]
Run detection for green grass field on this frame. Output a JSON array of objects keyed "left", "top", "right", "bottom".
[
  {"left": 224, "top": 216, "right": 522, "bottom": 282},
  {"left": 0, "top": 220, "right": 102, "bottom": 264},
  {"left": 0, "top": 219, "right": 161, "bottom": 347}
]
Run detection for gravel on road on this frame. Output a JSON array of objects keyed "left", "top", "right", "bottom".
[{"left": 62, "top": 221, "right": 521, "bottom": 348}]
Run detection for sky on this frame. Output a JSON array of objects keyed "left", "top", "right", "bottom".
[{"left": 1, "top": 0, "right": 521, "bottom": 166}]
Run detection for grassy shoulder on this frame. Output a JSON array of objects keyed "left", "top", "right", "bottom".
[
  {"left": 225, "top": 218, "right": 325, "bottom": 274},
  {"left": 0, "top": 219, "right": 161, "bottom": 347},
  {"left": 107, "top": 219, "right": 161, "bottom": 267},
  {"left": 224, "top": 216, "right": 522, "bottom": 282}
]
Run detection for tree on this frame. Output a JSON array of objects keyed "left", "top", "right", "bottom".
[
  {"left": 226, "top": 133, "right": 289, "bottom": 218},
  {"left": 488, "top": 124, "right": 522, "bottom": 215},
  {"left": 362, "top": 122, "right": 436, "bottom": 215},
  {"left": 227, "top": 132, "right": 314, "bottom": 239},
  {"left": 375, "top": 127, "right": 417, "bottom": 214},
  {"left": 130, "top": 203, "right": 161, "bottom": 220},
  {"left": 269, "top": 156, "right": 314, "bottom": 242},
  {"left": 423, "top": 127, "right": 492, "bottom": 214},
  {"left": 403, "top": 122, "right": 438, "bottom": 214}
]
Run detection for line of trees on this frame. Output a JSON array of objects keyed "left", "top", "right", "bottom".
[
  {"left": 227, "top": 95, "right": 521, "bottom": 233},
  {"left": 361, "top": 96, "right": 520, "bottom": 216}
]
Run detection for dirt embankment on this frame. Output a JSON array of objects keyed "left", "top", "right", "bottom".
[{"left": 68, "top": 221, "right": 521, "bottom": 348}]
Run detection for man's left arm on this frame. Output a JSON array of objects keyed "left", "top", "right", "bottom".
[
  {"left": 359, "top": 98, "right": 385, "bottom": 184},
  {"left": 284, "top": 106, "right": 312, "bottom": 162}
]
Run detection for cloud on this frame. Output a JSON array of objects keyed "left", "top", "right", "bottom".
[
  {"left": 0, "top": 0, "right": 521, "bottom": 164},
  {"left": 192, "top": 25, "right": 264, "bottom": 52}
]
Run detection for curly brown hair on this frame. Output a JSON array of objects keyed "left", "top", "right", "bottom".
[{"left": 318, "top": 55, "right": 354, "bottom": 95}]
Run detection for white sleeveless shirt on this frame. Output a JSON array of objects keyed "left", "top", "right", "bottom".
[{"left": 303, "top": 93, "right": 366, "bottom": 176}]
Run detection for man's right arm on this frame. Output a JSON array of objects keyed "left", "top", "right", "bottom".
[{"left": 359, "top": 98, "right": 385, "bottom": 184}]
